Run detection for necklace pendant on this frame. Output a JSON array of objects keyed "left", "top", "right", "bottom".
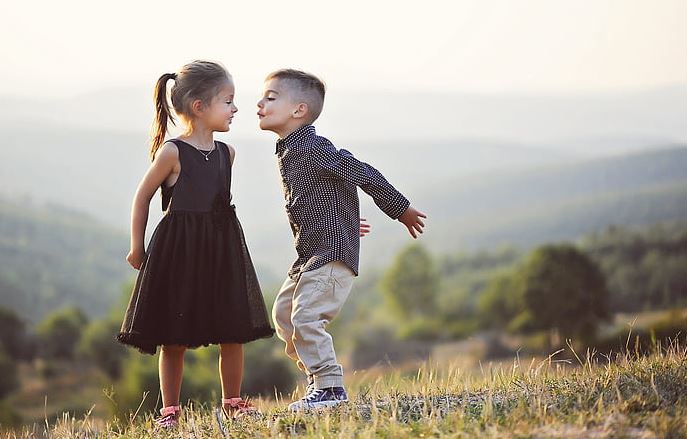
[{"left": 205, "top": 156, "right": 209, "bottom": 161}]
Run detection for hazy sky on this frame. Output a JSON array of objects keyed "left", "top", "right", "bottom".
[{"left": 3, "top": 0, "right": 686, "bottom": 98}]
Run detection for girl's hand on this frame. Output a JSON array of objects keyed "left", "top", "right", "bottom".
[
  {"left": 360, "top": 217, "right": 372, "bottom": 238},
  {"left": 398, "top": 206, "right": 427, "bottom": 239},
  {"left": 127, "top": 249, "right": 145, "bottom": 270}
]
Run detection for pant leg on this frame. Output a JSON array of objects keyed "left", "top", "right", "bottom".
[
  {"left": 291, "top": 261, "right": 355, "bottom": 389},
  {"left": 272, "top": 276, "right": 307, "bottom": 373}
]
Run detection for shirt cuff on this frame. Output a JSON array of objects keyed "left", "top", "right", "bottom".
[{"left": 382, "top": 195, "right": 410, "bottom": 220}]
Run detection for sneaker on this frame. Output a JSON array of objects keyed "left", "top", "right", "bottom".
[
  {"left": 305, "top": 375, "right": 315, "bottom": 394},
  {"left": 288, "top": 387, "right": 349, "bottom": 411},
  {"left": 154, "top": 405, "right": 180, "bottom": 428},
  {"left": 222, "top": 397, "right": 259, "bottom": 419}
]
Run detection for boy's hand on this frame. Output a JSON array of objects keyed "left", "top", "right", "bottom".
[
  {"left": 398, "top": 206, "right": 427, "bottom": 239},
  {"left": 126, "top": 248, "right": 145, "bottom": 270},
  {"left": 360, "top": 217, "right": 372, "bottom": 238}
]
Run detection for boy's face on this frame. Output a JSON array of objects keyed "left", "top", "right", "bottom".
[{"left": 256, "top": 78, "right": 300, "bottom": 136}]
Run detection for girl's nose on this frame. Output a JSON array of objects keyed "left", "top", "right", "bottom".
[{"left": 257, "top": 99, "right": 264, "bottom": 108}]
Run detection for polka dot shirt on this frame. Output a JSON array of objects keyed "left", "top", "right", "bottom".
[{"left": 275, "top": 124, "right": 410, "bottom": 279}]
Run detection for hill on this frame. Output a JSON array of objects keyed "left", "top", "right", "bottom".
[
  {"left": 0, "top": 196, "right": 130, "bottom": 322},
  {"left": 5, "top": 343, "right": 686, "bottom": 437},
  {"left": 1, "top": 146, "right": 686, "bottom": 302}
]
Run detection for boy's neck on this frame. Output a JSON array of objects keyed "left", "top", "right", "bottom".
[{"left": 277, "top": 122, "right": 311, "bottom": 141}]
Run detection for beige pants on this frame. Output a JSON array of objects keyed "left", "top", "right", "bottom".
[{"left": 272, "top": 260, "right": 355, "bottom": 389}]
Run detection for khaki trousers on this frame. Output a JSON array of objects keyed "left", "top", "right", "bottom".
[{"left": 272, "top": 260, "right": 354, "bottom": 389}]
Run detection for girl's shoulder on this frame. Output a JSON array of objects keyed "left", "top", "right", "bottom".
[
  {"left": 216, "top": 141, "right": 235, "bottom": 165},
  {"left": 153, "top": 140, "right": 180, "bottom": 162}
]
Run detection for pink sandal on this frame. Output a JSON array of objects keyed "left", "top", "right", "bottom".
[
  {"left": 154, "top": 405, "right": 181, "bottom": 428},
  {"left": 222, "top": 397, "right": 259, "bottom": 419}
]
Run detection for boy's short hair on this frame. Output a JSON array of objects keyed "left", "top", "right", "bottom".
[{"left": 266, "top": 69, "right": 326, "bottom": 123}]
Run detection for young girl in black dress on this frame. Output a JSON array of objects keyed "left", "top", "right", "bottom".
[{"left": 117, "top": 60, "right": 273, "bottom": 427}]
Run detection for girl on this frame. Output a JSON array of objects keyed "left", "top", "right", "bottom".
[{"left": 117, "top": 60, "right": 274, "bottom": 427}]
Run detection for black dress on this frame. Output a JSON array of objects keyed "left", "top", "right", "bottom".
[{"left": 117, "top": 139, "right": 274, "bottom": 355}]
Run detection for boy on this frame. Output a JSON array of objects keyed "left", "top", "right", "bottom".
[{"left": 257, "top": 69, "right": 426, "bottom": 410}]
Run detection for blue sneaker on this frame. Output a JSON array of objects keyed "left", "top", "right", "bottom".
[{"left": 288, "top": 387, "right": 349, "bottom": 411}]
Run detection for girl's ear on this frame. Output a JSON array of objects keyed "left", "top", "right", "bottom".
[
  {"left": 293, "top": 102, "right": 309, "bottom": 120},
  {"left": 191, "top": 99, "right": 205, "bottom": 116}
]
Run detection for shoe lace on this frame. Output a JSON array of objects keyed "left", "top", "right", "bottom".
[
  {"left": 305, "top": 389, "right": 326, "bottom": 402},
  {"left": 155, "top": 413, "right": 178, "bottom": 427}
]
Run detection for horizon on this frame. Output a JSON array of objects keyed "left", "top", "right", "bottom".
[{"left": 3, "top": 81, "right": 686, "bottom": 146}]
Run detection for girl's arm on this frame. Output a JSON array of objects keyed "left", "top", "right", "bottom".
[
  {"left": 127, "top": 142, "right": 179, "bottom": 269},
  {"left": 226, "top": 143, "right": 236, "bottom": 165}
]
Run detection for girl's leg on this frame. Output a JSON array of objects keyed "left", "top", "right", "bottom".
[
  {"left": 159, "top": 344, "right": 186, "bottom": 407},
  {"left": 219, "top": 343, "right": 243, "bottom": 399}
]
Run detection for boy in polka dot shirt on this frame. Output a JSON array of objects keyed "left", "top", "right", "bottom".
[{"left": 257, "top": 69, "right": 427, "bottom": 410}]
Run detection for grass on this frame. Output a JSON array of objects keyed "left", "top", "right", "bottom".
[
  {"left": 8, "top": 362, "right": 108, "bottom": 425},
  {"left": 2, "top": 338, "right": 687, "bottom": 438}
]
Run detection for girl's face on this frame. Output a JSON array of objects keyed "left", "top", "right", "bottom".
[{"left": 202, "top": 81, "right": 238, "bottom": 132}]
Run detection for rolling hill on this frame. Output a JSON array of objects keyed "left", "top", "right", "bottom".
[
  {"left": 1, "top": 147, "right": 686, "bottom": 323},
  {"left": 358, "top": 146, "right": 687, "bottom": 262},
  {"left": 0, "top": 196, "right": 130, "bottom": 322}
]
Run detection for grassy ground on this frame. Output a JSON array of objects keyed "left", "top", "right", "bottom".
[
  {"left": 3, "top": 339, "right": 686, "bottom": 438},
  {"left": 7, "top": 363, "right": 109, "bottom": 426}
]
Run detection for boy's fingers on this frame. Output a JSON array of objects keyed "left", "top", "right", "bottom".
[
  {"left": 417, "top": 218, "right": 425, "bottom": 227},
  {"left": 407, "top": 225, "right": 417, "bottom": 239},
  {"left": 418, "top": 211, "right": 427, "bottom": 218}
]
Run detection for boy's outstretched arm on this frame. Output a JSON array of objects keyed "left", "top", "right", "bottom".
[
  {"left": 313, "top": 141, "right": 408, "bottom": 216},
  {"left": 398, "top": 206, "right": 427, "bottom": 239}
]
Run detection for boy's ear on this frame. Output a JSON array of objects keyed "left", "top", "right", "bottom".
[{"left": 292, "top": 102, "right": 309, "bottom": 120}]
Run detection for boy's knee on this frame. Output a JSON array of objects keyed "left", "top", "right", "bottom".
[
  {"left": 273, "top": 306, "right": 292, "bottom": 329},
  {"left": 272, "top": 297, "right": 290, "bottom": 318}
]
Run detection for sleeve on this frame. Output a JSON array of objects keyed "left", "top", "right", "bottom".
[{"left": 310, "top": 139, "right": 410, "bottom": 219}]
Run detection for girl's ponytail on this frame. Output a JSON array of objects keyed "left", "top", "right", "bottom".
[
  {"left": 149, "top": 73, "right": 177, "bottom": 160},
  {"left": 148, "top": 62, "right": 230, "bottom": 160}
]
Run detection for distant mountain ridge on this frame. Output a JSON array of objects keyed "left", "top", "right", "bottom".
[
  {"left": 3, "top": 83, "right": 687, "bottom": 273},
  {"left": 2, "top": 84, "right": 686, "bottom": 143},
  {"left": 359, "top": 146, "right": 687, "bottom": 259}
]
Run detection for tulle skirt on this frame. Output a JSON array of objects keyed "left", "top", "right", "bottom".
[{"left": 117, "top": 207, "right": 274, "bottom": 355}]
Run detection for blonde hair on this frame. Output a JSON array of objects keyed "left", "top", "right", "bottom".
[
  {"left": 150, "top": 60, "right": 231, "bottom": 160},
  {"left": 265, "top": 69, "right": 326, "bottom": 124}
]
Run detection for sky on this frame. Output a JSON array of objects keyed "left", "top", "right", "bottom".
[{"left": 2, "top": 0, "right": 687, "bottom": 99}]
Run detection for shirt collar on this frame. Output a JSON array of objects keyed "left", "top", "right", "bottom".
[{"left": 275, "top": 124, "right": 316, "bottom": 154}]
